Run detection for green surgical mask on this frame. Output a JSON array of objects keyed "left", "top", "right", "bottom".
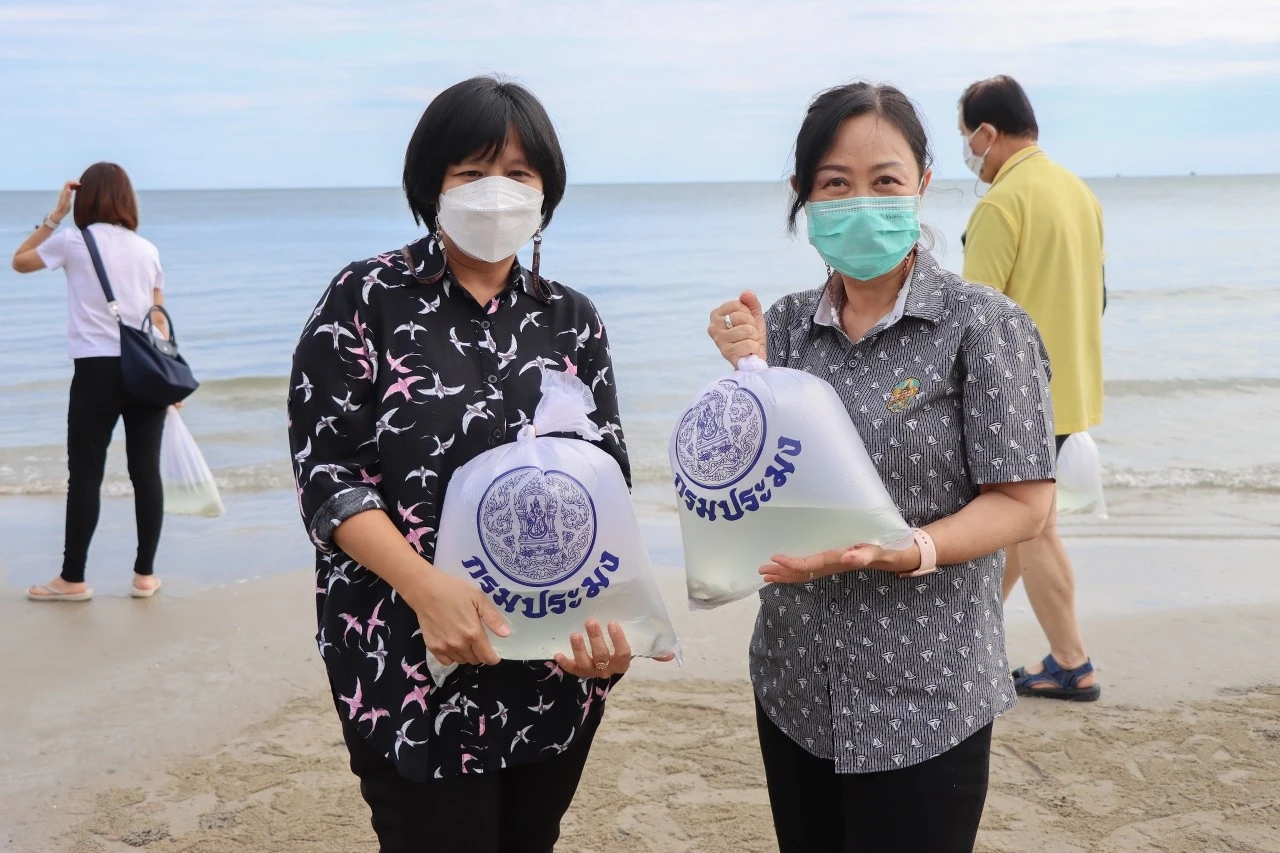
[{"left": 805, "top": 194, "right": 921, "bottom": 280}]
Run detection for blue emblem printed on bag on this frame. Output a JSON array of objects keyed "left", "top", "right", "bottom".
[
  {"left": 674, "top": 380, "right": 767, "bottom": 489},
  {"left": 478, "top": 466, "right": 597, "bottom": 588}
]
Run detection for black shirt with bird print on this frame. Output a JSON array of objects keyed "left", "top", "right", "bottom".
[{"left": 287, "top": 233, "right": 629, "bottom": 781}]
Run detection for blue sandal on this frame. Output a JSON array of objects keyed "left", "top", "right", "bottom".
[{"left": 1013, "top": 654, "right": 1101, "bottom": 701}]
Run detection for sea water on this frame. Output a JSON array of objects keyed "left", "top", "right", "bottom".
[
  {"left": 681, "top": 505, "right": 913, "bottom": 608},
  {"left": 484, "top": 579, "right": 679, "bottom": 662}
]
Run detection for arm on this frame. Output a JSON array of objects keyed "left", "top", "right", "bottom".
[
  {"left": 961, "top": 202, "right": 1019, "bottom": 292},
  {"left": 11, "top": 180, "right": 77, "bottom": 273},
  {"left": 288, "top": 267, "right": 508, "bottom": 666}
]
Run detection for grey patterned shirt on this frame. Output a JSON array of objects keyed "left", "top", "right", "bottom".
[{"left": 752, "top": 248, "right": 1056, "bottom": 774}]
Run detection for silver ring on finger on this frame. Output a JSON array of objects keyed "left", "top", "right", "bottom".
[{"left": 723, "top": 314, "right": 733, "bottom": 329}]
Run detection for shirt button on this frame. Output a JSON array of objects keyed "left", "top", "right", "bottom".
[
  {"left": 487, "top": 374, "right": 498, "bottom": 384},
  {"left": 480, "top": 321, "right": 491, "bottom": 329},
  {"left": 491, "top": 428, "right": 502, "bottom": 440}
]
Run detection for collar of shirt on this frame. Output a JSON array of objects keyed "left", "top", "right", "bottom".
[
  {"left": 403, "top": 233, "right": 552, "bottom": 305},
  {"left": 811, "top": 248, "right": 949, "bottom": 340},
  {"left": 990, "top": 144, "right": 1045, "bottom": 187}
]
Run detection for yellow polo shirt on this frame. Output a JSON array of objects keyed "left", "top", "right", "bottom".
[{"left": 962, "top": 145, "right": 1104, "bottom": 435}]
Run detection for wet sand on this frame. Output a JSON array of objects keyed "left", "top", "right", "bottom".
[{"left": 2, "top": 488, "right": 1280, "bottom": 851}]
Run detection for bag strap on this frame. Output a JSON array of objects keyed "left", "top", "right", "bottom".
[
  {"left": 141, "top": 304, "right": 180, "bottom": 346},
  {"left": 80, "top": 226, "right": 121, "bottom": 322}
]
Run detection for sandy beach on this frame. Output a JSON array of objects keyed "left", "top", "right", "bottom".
[{"left": 3, "top": 487, "right": 1280, "bottom": 852}]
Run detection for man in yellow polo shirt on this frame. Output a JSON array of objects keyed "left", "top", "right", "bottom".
[{"left": 960, "top": 75, "right": 1103, "bottom": 701}]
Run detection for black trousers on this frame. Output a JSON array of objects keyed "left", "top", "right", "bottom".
[
  {"left": 62, "top": 357, "right": 167, "bottom": 583},
  {"left": 756, "top": 699, "right": 993, "bottom": 853},
  {"left": 342, "top": 719, "right": 597, "bottom": 853}
]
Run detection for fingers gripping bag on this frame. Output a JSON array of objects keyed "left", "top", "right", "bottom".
[
  {"left": 1056, "top": 431, "right": 1108, "bottom": 518},
  {"left": 433, "top": 369, "right": 680, "bottom": 663},
  {"left": 671, "top": 356, "right": 911, "bottom": 609},
  {"left": 160, "top": 407, "right": 225, "bottom": 517}
]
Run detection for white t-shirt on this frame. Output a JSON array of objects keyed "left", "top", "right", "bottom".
[{"left": 36, "top": 224, "right": 165, "bottom": 359}]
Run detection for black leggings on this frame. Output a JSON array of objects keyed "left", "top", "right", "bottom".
[
  {"left": 342, "top": 718, "right": 597, "bottom": 853},
  {"left": 62, "top": 357, "right": 166, "bottom": 583},
  {"left": 756, "top": 699, "right": 992, "bottom": 853}
]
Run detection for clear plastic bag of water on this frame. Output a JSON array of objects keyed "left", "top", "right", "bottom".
[
  {"left": 160, "top": 407, "right": 224, "bottom": 517},
  {"left": 433, "top": 369, "right": 680, "bottom": 672},
  {"left": 670, "top": 356, "right": 911, "bottom": 609},
  {"left": 1057, "top": 431, "right": 1107, "bottom": 518}
]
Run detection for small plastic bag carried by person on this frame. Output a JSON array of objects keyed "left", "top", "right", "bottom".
[
  {"left": 1056, "top": 431, "right": 1108, "bottom": 518},
  {"left": 433, "top": 369, "right": 680, "bottom": 670},
  {"left": 160, "top": 407, "right": 225, "bottom": 517},
  {"left": 671, "top": 356, "right": 911, "bottom": 609}
]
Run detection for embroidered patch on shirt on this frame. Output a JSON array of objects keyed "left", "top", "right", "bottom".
[{"left": 886, "top": 377, "right": 921, "bottom": 413}]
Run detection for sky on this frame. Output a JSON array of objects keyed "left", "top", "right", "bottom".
[{"left": 2, "top": 0, "right": 1278, "bottom": 190}]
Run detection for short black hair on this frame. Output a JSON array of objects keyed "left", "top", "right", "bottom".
[
  {"left": 403, "top": 76, "right": 567, "bottom": 229},
  {"left": 959, "top": 75, "right": 1039, "bottom": 139},
  {"left": 788, "top": 82, "right": 933, "bottom": 232}
]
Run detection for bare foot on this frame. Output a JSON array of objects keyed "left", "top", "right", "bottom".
[{"left": 27, "top": 577, "right": 89, "bottom": 598}]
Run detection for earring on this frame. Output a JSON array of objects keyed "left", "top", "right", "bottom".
[{"left": 529, "top": 229, "right": 551, "bottom": 300}]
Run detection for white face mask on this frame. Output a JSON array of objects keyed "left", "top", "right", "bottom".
[
  {"left": 437, "top": 176, "right": 544, "bottom": 263},
  {"left": 962, "top": 127, "right": 991, "bottom": 180}
]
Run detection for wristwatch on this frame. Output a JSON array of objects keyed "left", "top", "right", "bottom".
[
  {"left": 898, "top": 528, "right": 938, "bottom": 578},
  {"left": 38, "top": 215, "right": 59, "bottom": 231}
]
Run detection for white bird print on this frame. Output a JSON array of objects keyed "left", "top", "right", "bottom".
[
  {"left": 405, "top": 467, "right": 437, "bottom": 487},
  {"left": 543, "top": 729, "right": 576, "bottom": 755},
  {"left": 510, "top": 724, "right": 534, "bottom": 751},
  {"left": 361, "top": 268, "right": 384, "bottom": 304},
  {"left": 293, "top": 436, "right": 312, "bottom": 465},
  {"left": 365, "top": 634, "right": 388, "bottom": 681},
  {"left": 317, "top": 627, "right": 334, "bottom": 657},
  {"left": 493, "top": 701, "right": 509, "bottom": 728},
  {"left": 314, "top": 322, "right": 356, "bottom": 349},
  {"left": 558, "top": 324, "right": 590, "bottom": 351},
  {"left": 435, "top": 693, "right": 466, "bottom": 735},
  {"left": 332, "top": 391, "right": 361, "bottom": 413},
  {"left": 429, "top": 434, "right": 455, "bottom": 456},
  {"left": 496, "top": 336, "right": 519, "bottom": 371},
  {"left": 448, "top": 327, "right": 472, "bottom": 355},
  {"left": 528, "top": 696, "right": 555, "bottom": 715},
  {"left": 476, "top": 328, "right": 498, "bottom": 354},
  {"left": 519, "top": 356, "right": 558, "bottom": 375},
  {"left": 508, "top": 409, "right": 530, "bottom": 430},
  {"left": 418, "top": 295, "right": 441, "bottom": 315},
  {"left": 394, "top": 321, "right": 429, "bottom": 341},
  {"left": 294, "top": 373, "right": 313, "bottom": 402},
  {"left": 394, "top": 719, "right": 426, "bottom": 758},
  {"left": 519, "top": 311, "right": 542, "bottom": 332},
  {"left": 360, "top": 408, "right": 414, "bottom": 449},
  {"left": 592, "top": 365, "right": 611, "bottom": 390},
  {"left": 461, "top": 401, "right": 492, "bottom": 434},
  {"left": 485, "top": 383, "right": 503, "bottom": 401},
  {"left": 598, "top": 421, "right": 623, "bottom": 441},
  {"left": 419, "top": 369, "right": 465, "bottom": 399},
  {"left": 309, "top": 463, "right": 350, "bottom": 482},
  {"left": 315, "top": 416, "right": 338, "bottom": 436}
]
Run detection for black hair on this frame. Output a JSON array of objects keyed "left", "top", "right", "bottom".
[
  {"left": 959, "top": 75, "right": 1039, "bottom": 139},
  {"left": 403, "top": 76, "right": 567, "bottom": 229},
  {"left": 787, "top": 82, "right": 933, "bottom": 232}
]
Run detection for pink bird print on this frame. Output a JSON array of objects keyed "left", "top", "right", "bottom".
[
  {"left": 562, "top": 356, "right": 577, "bottom": 376},
  {"left": 486, "top": 297, "right": 499, "bottom": 314},
  {"left": 401, "top": 656, "right": 429, "bottom": 682},
  {"left": 398, "top": 501, "right": 427, "bottom": 524},
  {"left": 359, "top": 706, "right": 390, "bottom": 732},
  {"left": 402, "top": 683, "right": 431, "bottom": 713},
  {"left": 373, "top": 252, "right": 397, "bottom": 267},
  {"left": 461, "top": 753, "right": 482, "bottom": 774},
  {"left": 394, "top": 719, "right": 426, "bottom": 758},
  {"left": 580, "top": 686, "right": 596, "bottom": 724},
  {"left": 339, "top": 612, "right": 363, "bottom": 644},
  {"left": 359, "top": 467, "right": 382, "bottom": 485},
  {"left": 593, "top": 313, "right": 605, "bottom": 339},
  {"left": 366, "top": 600, "right": 389, "bottom": 642},
  {"left": 353, "top": 309, "right": 370, "bottom": 342},
  {"left": 385, "top": 351, "right": 414, "bottom": 374},
  {"left": 383, "top": 374, "right": 424, "bottom": 402},
  {"left": 541, "top": 661, "right": 566, "bottom": 681},
  {"left": 352, "top": 359, "right": 375, "bottom": 383},
  {"left": 405, "top": 526, "right": 434, "bottom": 554},
  {"left": 478, "top": 715, "right": 487, "bottom": 736},
  {"left": 338, "top": 677, "right": 364, "bottom": 720}
]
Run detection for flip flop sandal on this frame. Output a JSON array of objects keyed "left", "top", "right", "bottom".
[
  {"left": 27, "top": 584, "right": 94, "bottom": 602},
  {"left": 1014, "top": 654, "right": 1101, "bottom": 702},
  {"left": 130, "top": 578, "right": 163, "bottom": 599}
]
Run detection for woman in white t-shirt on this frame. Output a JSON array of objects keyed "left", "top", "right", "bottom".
[{"left": 10, "top": 163, "right": 169, "bottom": 601}]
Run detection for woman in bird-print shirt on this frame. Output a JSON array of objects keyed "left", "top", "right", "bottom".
[{"left": 287, "top": 77, "right": 653, "bottom": 853}]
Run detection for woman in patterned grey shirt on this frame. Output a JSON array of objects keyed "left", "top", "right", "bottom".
[{"left": 707, "top": 83, "right": 1058, "bottom": 853}]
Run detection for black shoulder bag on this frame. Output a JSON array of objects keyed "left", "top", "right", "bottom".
[{"left": 82, "top": 226, "right": 199, "bottom": 407}]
